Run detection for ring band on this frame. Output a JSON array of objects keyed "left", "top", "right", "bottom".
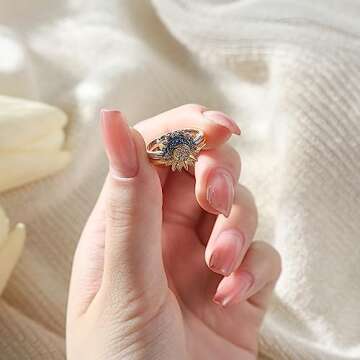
[{"left": 146, "top": 128, "right": 206, "bottom": 171}]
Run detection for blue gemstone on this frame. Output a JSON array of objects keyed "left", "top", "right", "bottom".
[{"left": 163, "top": 132, "right": 196, "bottom": 159}]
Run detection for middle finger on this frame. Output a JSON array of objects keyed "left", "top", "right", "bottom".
[{"left": 162, "top": 143, "right": 242, "bottom": 228}]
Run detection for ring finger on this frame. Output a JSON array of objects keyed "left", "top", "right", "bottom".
[
  {"left": 204, "top": 184, "right": 258, "bottom": 276},
  {"left": 213, "top": 241, "right": 281, "bottom": 309}
]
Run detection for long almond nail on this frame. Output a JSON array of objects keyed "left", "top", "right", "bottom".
[
  {"left": 208, "top": 229, "right": 245, "bottom": 275},
  {"left": 206, "top": 169, "right": 234, "bottom": 217},
  {"left": 101, "top": 109, "right": 138, "bottom": 178},
  {"left": 203, "top": 110, "right": 241, "bottom": 135},
  {"left": 213, "top": 271, "right": 254, "bottom": 307}
]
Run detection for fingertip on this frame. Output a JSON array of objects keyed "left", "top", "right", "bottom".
[
  {"left": 202, "top": 110, "right": 241, "bottom": 136},
  {"left": 100, "top": 109, "right": 139, "bottom": 178},
  {"left": 135, "top": 104, "right": 236, "bottom": 150},
  {"left": 206, "top": 168, "right": 234, "bottom": 217},
  {"left": 213, "top": 271, "right": 254, "bottom": 307},
  {"left": 101, "top": 108, "right": 122, "bottom": 116},
  {"left": 195, "top": 164, "right": 236, "bottom": 217},
  {"left": 205, "top": 228, "right": 245, "bottom": 276},
  {"left": 212, "top": 295, "right": 226, "bottom": 307},
  {"left": 193, "top": 144, "right": 241, "bottom": 217}
]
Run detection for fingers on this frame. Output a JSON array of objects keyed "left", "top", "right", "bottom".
[
  {"left": 162, "top": 143, "right": 241, "bottom": 229},
  {"left": 213, "top": 241, "right": 281, "bottom": 308},
  {"left": 204, "top": 184, "right": 257, "bottom": 275},
  {"left": 194, "top": 144, "right": 241, "bottom": 217},
  {"left": 134, "top": 104, "right": 240, "bottom": 187},
  {"left": 134, "top": 104, "right": 240, "bottom": 150},
  {"left": 101, "top": 110, "right": 167, "bottom": 297},
  {"left": 162, "top": 170, "right": 202, "bottom": 228},
  {"left": 203, "top": 183, "right": 281, "bottom": 310}
]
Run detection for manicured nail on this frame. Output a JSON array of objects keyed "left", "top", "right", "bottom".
[
  {"left": 206, "top": 169, "right": 234, "bottom": 217},
  {"left": 208, "top": 229, "right": 245, "bottom": 276},
  {"left": 101, "top": 109, "right": 138, "bottom": 178},
  {"left": 213, "top": 272, "right": 254, "bottom": 307},
  {"left": 203, "top": 110, "right": 241, "bottom": 135}
]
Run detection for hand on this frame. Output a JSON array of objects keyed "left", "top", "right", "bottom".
[{"left": 66, "top": 104, "right": 281, "bottom": 360}]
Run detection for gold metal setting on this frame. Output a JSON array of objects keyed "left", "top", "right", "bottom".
[{"left": 146, "top": 129, "right": 206, "bottom": 171}]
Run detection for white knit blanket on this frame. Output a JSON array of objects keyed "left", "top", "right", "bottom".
[{"left": 0, "top": 1, "right": 360, "bottom": 359}]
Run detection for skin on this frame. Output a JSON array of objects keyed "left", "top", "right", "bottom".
[{"left": 66, "top": 104, "right": 282, "bottom": 360}]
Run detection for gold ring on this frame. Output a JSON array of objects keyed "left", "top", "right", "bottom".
[{"left": 146, "top": 128, "right": 206, "bottom": 171}]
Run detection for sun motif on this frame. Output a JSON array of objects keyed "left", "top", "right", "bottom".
[{"left": 160, "top": 131, "right": 205, "bottom": 171}]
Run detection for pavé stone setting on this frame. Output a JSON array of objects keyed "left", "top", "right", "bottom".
[{"left": 146, "top": 129, "right": 206, "bottom": 171}]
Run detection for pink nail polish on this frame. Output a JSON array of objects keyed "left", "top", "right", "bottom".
[
  {"left": 203, "top": 110, "right": 241, "bottom": 135},
  {"left": 213, "top": 272, "right": 254, "bottom": 307},
  {"left": 208, "top": 229, "right": 244, "bottom": 275},
  {"left": 101, "top": 109, "right": 138, "bottom": 178},
  {"left": 206, "top": 169, "right": 234, "bottom": 217}
]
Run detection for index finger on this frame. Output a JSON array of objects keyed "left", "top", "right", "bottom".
[{"left": 134, "top": 103, "right": 241, "bottom": 149}]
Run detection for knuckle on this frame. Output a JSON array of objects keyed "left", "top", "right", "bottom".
[
  {"left": 231, "top": 145, "right": 242, "bottom": 166},
  {"left": 224, "top": 143, "right": 241, "bottom": 161},
  {"left": 231, "top": 148, "right": 242, "bottom": 176},
  {"left": 107, "top": 203, "right": 135, "bottom": 225},
  {"left": 105, "top": 178, "right": 162, "bottom": 226},
  {"left": 107, "top": 189, "right": 138, "bottom": 221},
  {"left": 234, "top": 184, "right": 258, "bottom": 224},
  {"left": 255, "top": 241, "right": 282, "bottom": 280},
  {"left": 218, "top": 144, "right": 242, "bottom": 173},
  {"left": 180, "top": 103, "right": 206, "bottom": 113}
]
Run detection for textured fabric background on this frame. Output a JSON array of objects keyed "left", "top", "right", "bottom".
[{"left": 0, "top": 0, "right": 359, "bottom": 359}]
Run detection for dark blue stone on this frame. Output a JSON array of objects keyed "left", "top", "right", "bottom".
[{"left": 163, "top": 132, "right": 196, "bottom": 159}]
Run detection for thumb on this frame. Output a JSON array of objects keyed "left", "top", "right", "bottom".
[{"left": 100, "top": 109, "right": 167, "bottom": 305}]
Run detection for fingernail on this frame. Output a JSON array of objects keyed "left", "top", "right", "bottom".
[
  {"left": 101, "top": 109, "right": 138, "bottom": 178},
  {"left": 213, "top": 272, "right": 254, "bottom": 307},
  {"left": 208, "top": 229, "right": 245, "bottom": 276},
  {"left": 203, "top": 110, "right": 241, "bottom": 135},
  {"left": 206, "top": 169, "right": 234, "bottom": 217}
]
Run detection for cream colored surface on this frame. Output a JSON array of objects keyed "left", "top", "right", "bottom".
[{"left": 0, "top": 1, "right": 359, "bottom": 359}]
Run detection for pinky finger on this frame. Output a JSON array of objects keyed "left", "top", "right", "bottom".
[{"left": 213, "top": 241, "right": 281, "bottom": 308}]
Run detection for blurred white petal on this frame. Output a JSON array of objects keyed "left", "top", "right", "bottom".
[
  {"left": 0, "top": 206, "right": 10, "bottom": 249},
  {"left": 16, "top": 128, "right": 66, "bottom": 151},
  {"left": 0, "top": 151, "right": 71, "bottom": 192},
  {"left": 0, "top": 223, "right": 25, "bottom": 294},
  {"left": 0, "top": 95, "right": 68, "bottom": 150}
]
